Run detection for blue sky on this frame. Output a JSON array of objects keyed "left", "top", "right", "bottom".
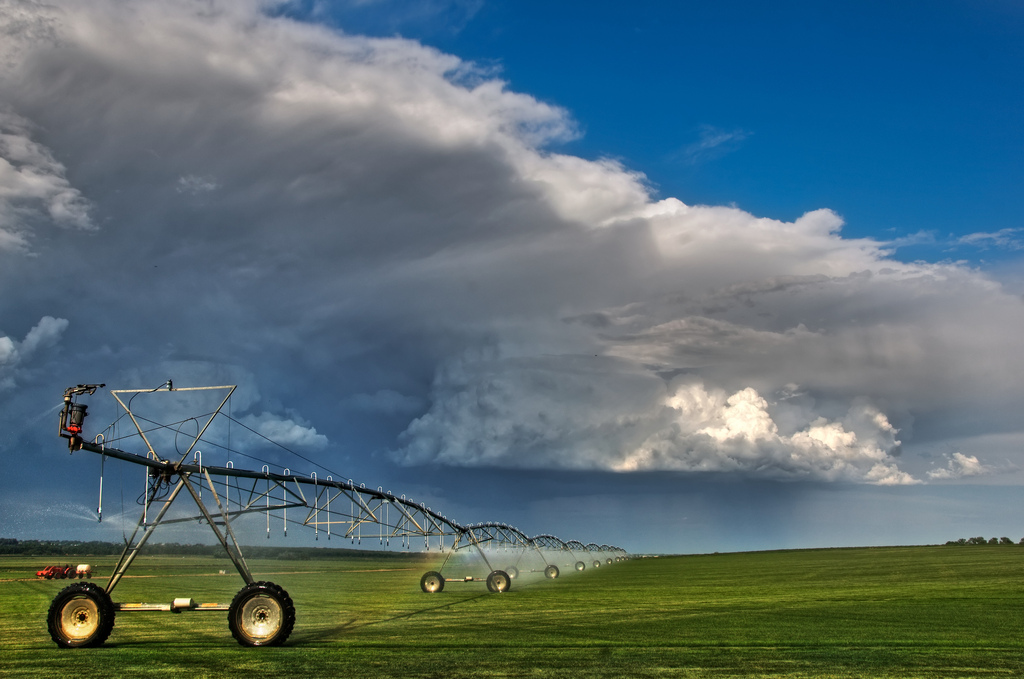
[
  {"left": 299, "top": 0, "right": 1024, "bottom": 263},
  {"left": 1, "top": 0, "right": 1023, "bottom": 555}
]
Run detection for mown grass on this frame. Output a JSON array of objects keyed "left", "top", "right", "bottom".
[{"left": 1, "top": 545, "right": 1022, "bottom": 677}]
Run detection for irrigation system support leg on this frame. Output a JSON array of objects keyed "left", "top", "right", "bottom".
[
  {"left": 201, "top": 468, "right": 253, "bottom": 583},
  {"left": 466, "top": 529, "right": 511, "bottom": 592},
  {"left": 178, "top": 471, "right": 254, "bottom": 585},
  {"left": 467, "top": 531, "right": 496, "bottom": 573},
  {"left": 530, "top": 543, "right": 558, "bottom": 579},
  {"left": 436, "top": 533, "right": 463, "bottom": 573},
  {"left": 106, "top": 477, "right": 188, "bottom": 594}
]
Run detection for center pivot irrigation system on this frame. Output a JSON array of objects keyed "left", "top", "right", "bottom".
[{"left": 48, "top": 382, "right": 627, "bottom": 648}]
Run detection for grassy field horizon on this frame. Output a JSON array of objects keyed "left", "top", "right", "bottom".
[{"left": 2, "top": 545, "right": 1022, "bottom": 678}]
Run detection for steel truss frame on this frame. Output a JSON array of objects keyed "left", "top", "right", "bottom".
[{"left": 50, "top": 383, "right": 627, "bottom": 647}]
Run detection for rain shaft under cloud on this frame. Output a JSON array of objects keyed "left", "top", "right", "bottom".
[{"left": 1, "top": 0, "right": 1023, "bottom": 508}]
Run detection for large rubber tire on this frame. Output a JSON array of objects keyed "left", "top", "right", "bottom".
[
  {"left": 420, "top": 571, "right": 445, "bottom": 593},
  {"left": 228, "top": 581, "right": 295, "bottom": 647},
  {"left": 544, "top": 564, "right": 559, "bottom": 579},
  {"left": 575, "top": 561, "right": 586, "bottom": 572},
  {"left": 486, "top": 570, "right": 511, "bottom": 593},
  {"left": 506, "top": 566, "right": 519, "bottom": 579},
  {"left": 47, "top": 582, "right": 116, "bottom": 648}
]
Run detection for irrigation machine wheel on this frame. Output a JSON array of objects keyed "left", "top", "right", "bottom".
[
  {"left": 228, "top": 581, "right": 295, "bottom": 647},
  {"left": 575, "top": 561, "right": 586, "bottom": 572},
  {"left": 47, "top": 581, "right": 116, "bottom": 648},
  {"left": 544, "top": 565, "right": 560, "bottom": 579},
  {"left": 420, "top": 571, "right": 445, "bottom": 593},
  {"left": 486, "top": 570, "right": 511, "bottom": 593},
  {"left": 506, "top": 566, "right": 519, "bottom": 579}
]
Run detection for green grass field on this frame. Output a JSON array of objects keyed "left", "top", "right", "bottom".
[{"left": 2, "top": 546, "right": 1022, "bottom": 678}]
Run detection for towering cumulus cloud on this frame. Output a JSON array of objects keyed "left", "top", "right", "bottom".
[{"left": 1, "top": 0, "right": 1021, "bottom": 488}]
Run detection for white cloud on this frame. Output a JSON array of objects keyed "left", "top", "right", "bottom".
[
  {"left": 241, "top": 412, "right": 328, "bottom": 450},
  {"left": 517, "top": 154, "right": 648, "bottom": 226},
  {"left": 393, "top": 351, "right": 918, "bottom": 484},
  {"left": 0, "top": 315, "right": 69, "bottom": 391},
  {"left": 635, "top": 387, "right": 916, "bottom": 484},
  {"left": 677, "top": 124, "right": 751, "bottom": 165},
  {"left": 176, "top": 175, "right": 218, "bottom": 194},
  {"left": 958, "top": 228, "right": 1023, "bottom": 251},
  {"left": 0, "top": 111, "right": 93, "bottom": 252},
  {"left": 18, "top": 314, "right": 68, "bottom": 358},
  {"left": 927, "top": 452, "right": 991, "bottom": 480}
]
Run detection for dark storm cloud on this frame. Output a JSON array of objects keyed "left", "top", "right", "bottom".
[{"left": 1, "top": 0, "right": 1022, "bottom": 496}]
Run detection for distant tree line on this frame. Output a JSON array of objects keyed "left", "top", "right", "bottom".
[
  {"left": 0, "top": 537, "right": 423, "bottom": 560},
  {"left": 945, "top": 536, "right": 1021, "bottom": 545}
]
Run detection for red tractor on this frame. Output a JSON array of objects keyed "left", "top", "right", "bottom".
[{"left": 36, "top": 565, "right": 75, "bottom": 579}]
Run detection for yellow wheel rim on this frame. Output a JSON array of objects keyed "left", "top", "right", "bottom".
[{"left": 60, "top": 596, "right": 100, "bottom": 641}]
